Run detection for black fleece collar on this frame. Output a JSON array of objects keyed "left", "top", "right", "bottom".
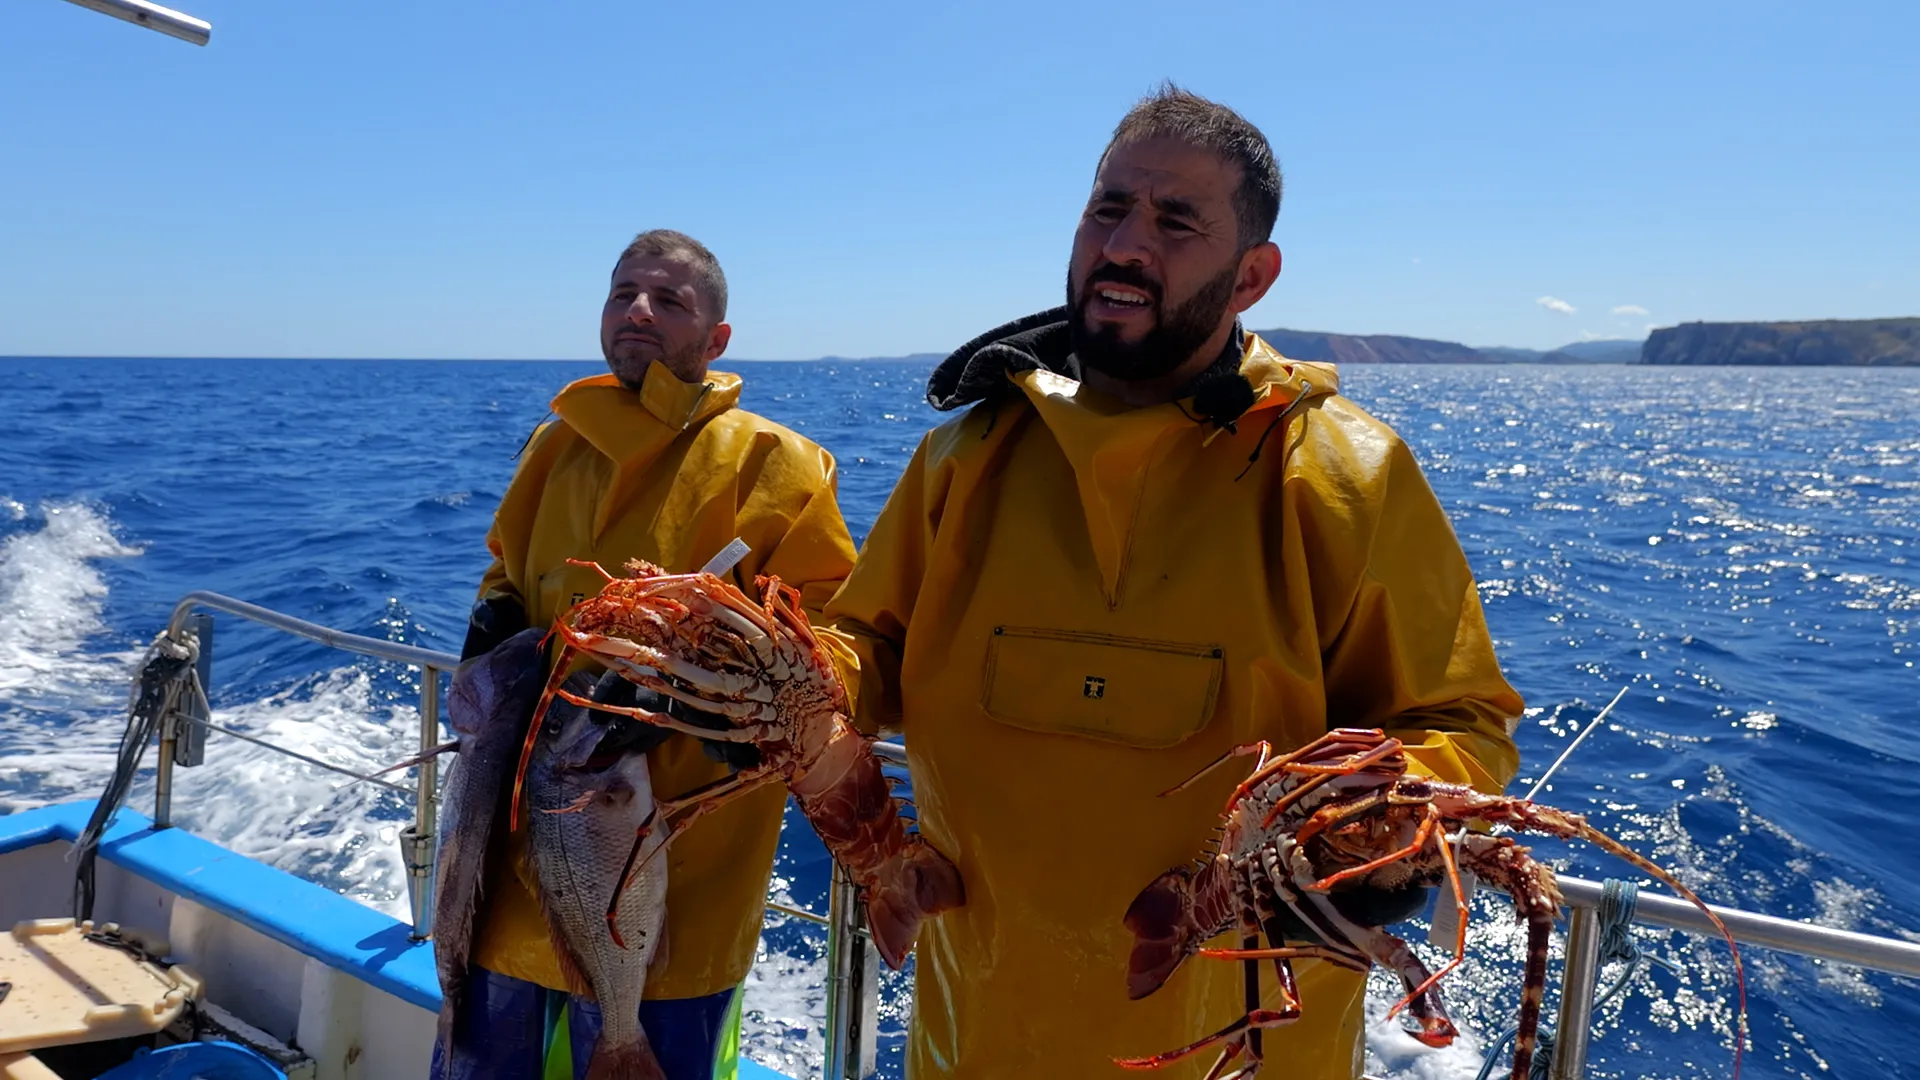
[
  {"left": 925, "top": 307, "right": 1078, "bottom": 412},
  {"left": 925, "top": 306, "right": 1248, "bottom": 417}
]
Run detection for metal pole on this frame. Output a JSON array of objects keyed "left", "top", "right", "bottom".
[
  {"left": 153, "top": 703, "right": 176, "bottom": 828},
  {"left": 1549, "top": 905, "right": 1603, "bottom": 1080},
  {"left": 169, "top": 592, "right": 458, "bottom": 672},
  {"left": 58, "top": 0, "right": 211, "bottom": 45},
  {"left": 1556, "top": 874, "right": 1920, "bottom": 978},
  {"left": 823, "top": 866, "right": 857, "bottom": 1079},
  {"left": 402, "top": 666, "right": 441, "bottom": 940}
]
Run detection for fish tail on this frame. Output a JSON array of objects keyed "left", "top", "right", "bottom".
[{"left": 582, "top": 1033, "right": 668, "bottom": 1080}]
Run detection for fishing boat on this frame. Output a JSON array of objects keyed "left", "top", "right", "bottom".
[
  {"left": 12, "top": 581, "right": 1920, "bottom": 1080},
  {"left": 7, "top": 5, "right": 1919, "bottom": 1080}
]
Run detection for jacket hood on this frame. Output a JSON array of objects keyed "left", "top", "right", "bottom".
[{"left": 543, "top": 362, "right": 744, "bottom": 543}]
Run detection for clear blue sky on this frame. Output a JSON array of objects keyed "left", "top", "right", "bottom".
[{"left": 4, "top": 1, "right": 1915, "bottom": 359}]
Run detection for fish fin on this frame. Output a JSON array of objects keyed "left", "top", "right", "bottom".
[
  {"left": 528, "top": 850, "right": 596, "bottom": 997},
  {"left": 539, "top": 903, "right": 597, "bottom": 999},
  {"left": 540, "top": 791, "right": 598, "bottom": 815}
]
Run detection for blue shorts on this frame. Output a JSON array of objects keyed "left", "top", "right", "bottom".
[{"left": 431, "top": 966, "right": 737, "bottom": 1080}]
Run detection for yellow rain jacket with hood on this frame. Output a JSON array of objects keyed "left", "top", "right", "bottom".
[
  {"left": 469, "top": 361, "right": 857, "bottom": 1001},
  {"left": 820, "top": 309, "right": 1524, "bottom": 1078}
]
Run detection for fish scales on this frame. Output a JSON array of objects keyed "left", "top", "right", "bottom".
[{"left": 527, "top": 673, "right": 669, "bottom": 1080}]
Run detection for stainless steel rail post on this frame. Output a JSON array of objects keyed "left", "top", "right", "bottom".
[
  {"left": 400, "top": 665, "right": 442, "bottom": 939},
  {"left": 823, "top": 863, "right": 880, "bottom": 1079},
  {"left": 1548, "top": 905, "right": 1603, "bottom": 1080},
  {"left": 823, "top": 866, "right": 851, "bottom": 1079},
  {"left": 153, "top": 695, "right": 177, "bottom": 828}
]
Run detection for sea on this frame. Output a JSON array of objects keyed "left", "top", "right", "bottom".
[{"left": 1, "top": 357, "right": 1916, "bottom": 1079}]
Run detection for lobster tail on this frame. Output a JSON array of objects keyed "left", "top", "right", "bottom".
[
  {"left": 791, "top": 724, "right": 966, "bottom": 969},
  {"left": 865, "top": 839, "right": 967, "bottom": 969},
  {"left": 1123, "top": 856, "right": 1234, "bottom": 1001}
]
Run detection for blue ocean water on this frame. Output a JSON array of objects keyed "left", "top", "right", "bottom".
[{"left": 1, "top": 357, "right": 1916, "bottom": 1079}]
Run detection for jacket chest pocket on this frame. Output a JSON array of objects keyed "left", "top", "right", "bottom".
[
  {"left": 537, "top": 562, "right": 618, "bottom": 626},
  {"left": 980, "top": 626, "right": 1224, "bottom": 749}
]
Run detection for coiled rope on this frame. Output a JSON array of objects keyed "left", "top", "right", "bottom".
[{"left": 1473, "top": 878, "right": 1680, "bottom": 1080}]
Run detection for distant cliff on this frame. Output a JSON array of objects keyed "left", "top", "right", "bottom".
[
  {"left": 1252, "top": 328, "right": 1486, "bottom": 364},
  {"left": 1251, "top": 328, "right": 1638, "bottom": 364},
  {"left": 1641, "top": 318, "right": 1920, "bottom": 366}
]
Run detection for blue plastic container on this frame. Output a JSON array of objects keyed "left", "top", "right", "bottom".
[{"left": 91, "top": 1041, "right": 288, "bottom": 1080}]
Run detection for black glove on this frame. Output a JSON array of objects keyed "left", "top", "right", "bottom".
[
  {"left": 461, "top": 595, "right": 530, "bottom": 662},
  {"left": 684, "top": 702, "right": 762, "bottom": 772},
  {"left": 586, "top": 671, "right": 762, "bottom": 773},
  {"left": 585, "top": 670, "right": 675, "bottom": 757},
  {"left": 1265, "top": 883, "right": 1432, "bottom": 946}
]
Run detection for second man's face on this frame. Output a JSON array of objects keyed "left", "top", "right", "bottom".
[{"left": 601, "top": 254, "right": 728, "bottom": 386}]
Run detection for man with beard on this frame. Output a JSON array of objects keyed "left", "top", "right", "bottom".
[
  {"left": 439, "top": 229, "right": 857, "bottom": 1080},
  {"left": 661, "top": 87, "right": 1524, "bottom": 1076}
]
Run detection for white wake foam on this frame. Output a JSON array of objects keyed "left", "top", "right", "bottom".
[
  {"left": 0, "top": 501, "right": 144, "bottom": 703},
  {"left": 0, "top": 500, "right": 418, "bottom": 918}
]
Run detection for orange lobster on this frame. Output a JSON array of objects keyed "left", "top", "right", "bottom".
[
  {"left": 1118, "top": 729, "right": 1745, "bottom": 1080},
  {"left": 508, "top": 558, "right": 965, "bottom": 969}
]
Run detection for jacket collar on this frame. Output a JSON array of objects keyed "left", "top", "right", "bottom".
[
  {"left": 930, "top": 305, "right": 1339, "bottom": 422},
  {"left": 998, "top": 327, "right": 1338, "bottom": 608},
  {"left": 550, "top": 362, "right": 742, "bottom": 464}
]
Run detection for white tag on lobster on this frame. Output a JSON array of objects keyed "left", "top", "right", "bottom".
[
  {"left": 1427, "top": 844, "right": 1478, "bottom": 953},
  {"left": 701, "top": 537, "right": 752, "bottom": 577}
]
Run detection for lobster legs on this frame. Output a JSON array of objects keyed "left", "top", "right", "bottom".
[{"left": 1116, "top": 895, "right": 1307, "bottom": 1080}]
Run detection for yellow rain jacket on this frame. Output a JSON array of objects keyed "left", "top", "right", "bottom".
[
  {"left": 470, "top": 361, "right": 857, "bottom": 1000},
  {"left": 822, "top": 316, "right": 1523, "bottom": 1078}
]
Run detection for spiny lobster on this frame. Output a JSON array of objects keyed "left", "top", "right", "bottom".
[{"left": 1117, "top": 728, "right": 1744, "bottom": 1080}]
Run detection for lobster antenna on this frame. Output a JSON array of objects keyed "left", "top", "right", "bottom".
[
  {"left": 1484, "top": 684, "right": 1632, "bottom": 843},
  {"left": 1523, "top": 684, "right": 1631, "bottom": 803}
]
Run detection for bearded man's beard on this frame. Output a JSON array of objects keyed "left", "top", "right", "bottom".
[
  {"left": 1067, "top": 261, "right": 1239, "bottom": 382},
  {"left": 604, "top": 335, "right": 708, "bottom": 388}
]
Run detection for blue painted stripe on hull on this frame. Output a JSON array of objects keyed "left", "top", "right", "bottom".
[
  {"left": 0, "top": 804, "right": 66, "bottom": 855},
  {"left": 0, "top": 800, "right": 440, "bottom": 1011},
  {"left": 1, "top": 802, "right": 805, "bottom": 1080}
]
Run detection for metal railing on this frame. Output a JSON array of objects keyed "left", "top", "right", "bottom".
[
  {"left": 145, "top": 590, "right": 886, "bottom": 1073},
  {"left": 1546, "top": 875, "right": 1920, "bottom": 1078},
  {"left": 156, "top": 592, "right": 453, "bottom": 940},
  {"left": 139, "top": 594, "right": 1920, "bottom": 1079},
  {"left": 865, "top": 740, "right": 1920, "bottom": 1080}
]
